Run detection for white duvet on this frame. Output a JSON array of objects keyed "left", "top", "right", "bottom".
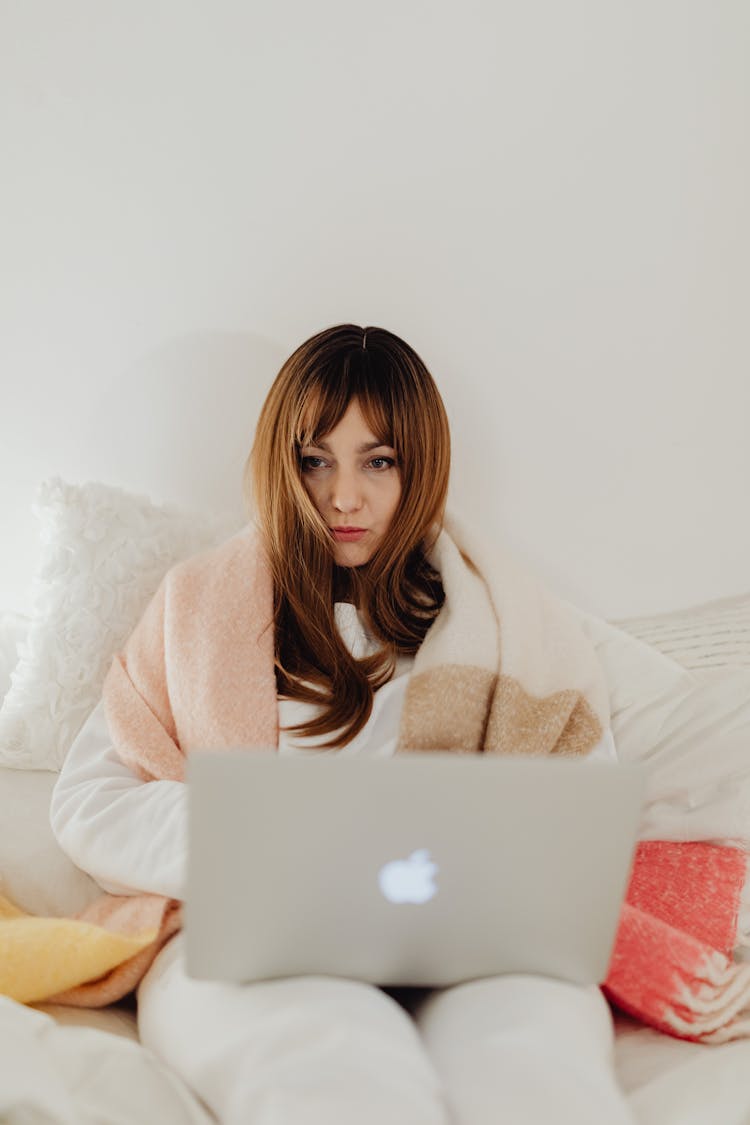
[
  {"left": 5, "top": 997, "right": 750, "bottom": 1123},
  {"left": 3, "top": 608, "right": 750, "bottom": 1122},
  {"left": 0, "top": 996, "right": 213, "bottom": 1125}
]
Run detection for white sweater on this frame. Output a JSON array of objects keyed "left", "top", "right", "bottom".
[{"left": 50, "top": 602, "right": 617, "bottom": 901}]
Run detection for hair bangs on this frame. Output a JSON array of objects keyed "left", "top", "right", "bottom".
[{"left": 294, "top": 350, "right": 394, "bottom": 453}]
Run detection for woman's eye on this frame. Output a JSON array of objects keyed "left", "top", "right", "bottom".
[
  {"left": 301, "top": 456, "right": 326, "bottom": 472},
  {"left": 301, "top": 455, "right": 396, "bottom": 472}
]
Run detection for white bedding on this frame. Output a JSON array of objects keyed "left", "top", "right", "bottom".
[
  {"left": 0, "top": 996, "right": 214, "bottom": 1124},
  {"left": 2, "top": 994, "right": 750, "bottom": 1123},
  {"left": 4, "top": 586, "right": 750, "bottom": 1121},
  {"left": 612, "top": 1012, "right": 750, "bottom": 1125}
]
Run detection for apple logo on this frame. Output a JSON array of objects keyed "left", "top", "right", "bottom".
[{"left": 378, "top": 849, "right": 439, "bottom": 904}]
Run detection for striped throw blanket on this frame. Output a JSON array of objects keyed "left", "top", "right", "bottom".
[{"left": 4, "top": 513, "right": 750, "bottom": 1042}]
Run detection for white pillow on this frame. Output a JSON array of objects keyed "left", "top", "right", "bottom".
[
  {"left": 0, "top": 614, "right": 104, "bottom": 916},
  {"left": 0, "top": 478, "right": 243, "bottom": 771},
  {"left": 0, "top": 766, "right": 103, "bottom": 916},
  {"left": 614, "top": 591, "right": 750, "bottom": 671},
  {"left": 572, "top": 605, "right": 750, "bottom": 944},
  {"left": 0, "top": 611, "right": 28, "bottom": 703}
]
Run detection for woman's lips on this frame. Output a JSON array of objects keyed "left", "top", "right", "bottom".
[{"left": 330, "top": 527, "right": 368, "bottom": 542}]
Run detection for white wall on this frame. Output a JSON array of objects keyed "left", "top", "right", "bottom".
[{"left": 2, "top": 1, "right": 748, "bottom": 619}]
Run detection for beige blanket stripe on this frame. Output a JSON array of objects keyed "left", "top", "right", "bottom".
[{"left": 396, "top": 514, "right": 607, "bottom": 756}]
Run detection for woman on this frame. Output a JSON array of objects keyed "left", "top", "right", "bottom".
[{"left": 51, "top": 324, "right": 634, "bottom": 1124}]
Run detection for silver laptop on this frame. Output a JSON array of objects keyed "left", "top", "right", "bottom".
[{"left": 185, "top": 750, "right": 647, "bottom": 988}]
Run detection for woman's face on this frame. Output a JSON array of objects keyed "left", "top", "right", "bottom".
[{"left": 300, "top": 398, "right": 402, "bottom": 567}]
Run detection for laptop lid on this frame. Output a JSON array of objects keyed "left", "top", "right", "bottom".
[{"left": 185, "top": 750, "right": 647, "bottom": 988}]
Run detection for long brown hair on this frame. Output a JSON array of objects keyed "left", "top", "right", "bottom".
[{"left": 244, "top": 323, "right": 450, "bottom": 748}]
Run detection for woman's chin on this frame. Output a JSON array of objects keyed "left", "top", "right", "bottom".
[{"left": 334, "top": 542, "right": 374, "bottom": 568}]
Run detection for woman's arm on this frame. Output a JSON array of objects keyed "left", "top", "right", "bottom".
[{"left": 50, "top": 698, "right": 187, "bottom": 900}]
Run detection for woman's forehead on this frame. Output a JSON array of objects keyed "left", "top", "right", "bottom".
[{"left": 298, "top": 392, "right": 392, "bottom": 446}]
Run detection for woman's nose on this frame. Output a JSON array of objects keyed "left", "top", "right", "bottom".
[{"left": 330, "top": 469, "right": 363, "bottom": 513}]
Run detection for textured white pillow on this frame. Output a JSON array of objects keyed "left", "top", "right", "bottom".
[
  {"left": 614, "top": 591, "right": 750, "bottom": 671},
  {"left": 0, "top": 611, "right": 28, "bottom": 703},
  {"left": 0, "top": 478, "right": 243, "bottom": 771}
]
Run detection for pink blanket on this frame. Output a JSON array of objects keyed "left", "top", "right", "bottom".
[{"left": 43, "top": 518, "right": 750, "bottom": 1042}]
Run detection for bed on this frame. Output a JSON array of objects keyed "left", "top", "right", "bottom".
[{"left": 2, "top": 473, "right": 750, "bottom": 1124}]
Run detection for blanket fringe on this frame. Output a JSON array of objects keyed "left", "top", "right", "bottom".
[
  {"left": 695, "top": 1015, "right": 750, "bottom": 1045},
  {"left": 662, "top": 954, "right": 750, "bottom": 1040}
]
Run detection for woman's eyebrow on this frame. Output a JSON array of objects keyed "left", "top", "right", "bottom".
[{"left": 305, "top": 440, "right": 392, "bottom": 454}]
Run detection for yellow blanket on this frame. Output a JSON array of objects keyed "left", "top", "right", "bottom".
[{"left": 0, "top": 892, "right": 181, "bottom": 1006}]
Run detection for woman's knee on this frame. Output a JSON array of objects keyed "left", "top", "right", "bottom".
[
  {"left": 413, "top": 976, "right": 632, "bottom": 1125},
  {"left": 415, "top": 973, "right": 616, "bottom": 1057},
  {"left": 137, "top": 936, "right": 448, "bottom": 1124}
]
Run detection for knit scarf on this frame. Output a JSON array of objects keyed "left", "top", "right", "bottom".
[{"left": 6, "top": 514, "right": 750, "bottom": 1042}]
